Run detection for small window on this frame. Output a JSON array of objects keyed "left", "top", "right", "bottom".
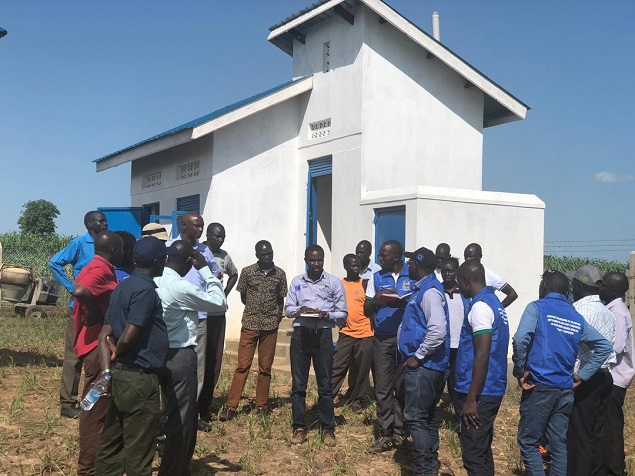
[
  {"left": 323, "top": 41, "right": 331, "bottom": 73},
  {"left": 176, "top": 194, "right": 200, "bottom": 213},
  {"left": 177, "top": 161, "right": 200, "bottom": 181},
  {"left": 143, "top": 171, "right": 162, "bottom": 189},
  {"left": 309, "top": 118, "right": 332, "bottom": 140},
  {"left": 142, "top": 202, "right": 160, "bottom": 225}
]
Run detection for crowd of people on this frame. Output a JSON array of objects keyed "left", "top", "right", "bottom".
[{"left": 48, "top": 210, "right": 634, "bottom": 476}]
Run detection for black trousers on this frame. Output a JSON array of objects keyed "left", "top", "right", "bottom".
[
  {"left": 566, "top": 369, "right": 613, "bottom": 476},
  {"left": 331, "top": 334, "right": 373, "bottom": 402},
  {"left": 373, "top": 335, "right": 404, "bottom": 438},
  {"left": 603, "top": 384, "right": 627, "bottom": 476},
  {"left": 456, "top": 393, "right": 503, "bottom": 476},
  {"left": 158, "top": 347, "right": 198, "bottom": 476},
  {"left": 198, "top": 314, "right": 226, "bottom": 415}
]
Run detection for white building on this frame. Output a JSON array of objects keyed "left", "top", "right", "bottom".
[{"left": 95, "top": 0, "right": 544, "bottom": 350}]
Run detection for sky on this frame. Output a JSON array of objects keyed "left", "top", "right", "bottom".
[{"left": 1, "top": 1, "right": 635, "bottom": 260}]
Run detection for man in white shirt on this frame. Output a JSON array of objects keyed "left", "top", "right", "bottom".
[
  {"left": 463, "top": 243, "right": 518, "bottom": 308},
  {"left": 434, "top": 243, "right": 451, "bottom": 282},
  {"left": 568, "top": 265, "right": 616, "bottom": 476},
  {"left": 154, "top": 241, "right": 226, "bottom": 476},
  {"left": 356, "top": 240, "right": 381, "bottom": 280},
  {"left": 599, "top": 272, "right": 633, "bottom": 476}
]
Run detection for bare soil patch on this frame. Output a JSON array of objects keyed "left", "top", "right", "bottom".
[{"left": 0, "top": 310, "right": 633, "bottom": 475}]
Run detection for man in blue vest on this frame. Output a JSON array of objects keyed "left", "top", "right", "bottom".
[
  {"left": 513, "top": 270, "right": 613, "bottom": 476},
  {"left": 364, "top": 240, "right": 414, "bottom": 453},
  {"left": 455, "top": 260, "right": 509, "bottom": 476},
  {"left": 398, "top": 246, "right": 449, "bottom": 475}
]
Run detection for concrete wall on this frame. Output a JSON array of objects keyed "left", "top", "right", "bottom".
[
  {"left": 360, "top": 9, "right": 484, "bottom": 192},
  {"left": 361, "top": 185, "right": 545, "bottom": 355}
]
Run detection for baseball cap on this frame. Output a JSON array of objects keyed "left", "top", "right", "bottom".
[
  {"left": 133, "top": 236, "right": 176, "bottom": 264},
  {"left": 404, "top": 247, "right": 436, "bottom": 268},
  {"left": 573, "top": 265, "right": 603, "bottom": 288},
  {"left": 141, "top": 223, "right": 169, "bottom": 242}
]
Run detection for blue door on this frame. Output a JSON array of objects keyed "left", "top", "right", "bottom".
[
  {"left": 97, "top": 207, "right": 143, "bottom": 238},
  {"left": 374, "top": 206, "right": 406, "bottom": 258},
  {"left": 306, "top": 157, "right": 332, "bottom": 247}
]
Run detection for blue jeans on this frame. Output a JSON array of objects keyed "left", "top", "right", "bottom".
[
  {"left": 290, "top": 327, "right": 335, "bottom": 431},
  {"left": 403, "top": 365, "right": 446, "bottom": 475},
  {"left": 517, "top": 383, "right": 574, "bottom": 476}
]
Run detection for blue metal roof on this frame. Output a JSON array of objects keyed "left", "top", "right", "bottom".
[{"left": 94, "top": 76, "right": 309, "bottom": 163}]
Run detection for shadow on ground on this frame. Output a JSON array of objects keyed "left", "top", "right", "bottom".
[{"left": 0, "top": 348, "right": 63, "bottom": 367}]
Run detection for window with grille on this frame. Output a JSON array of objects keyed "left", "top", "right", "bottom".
[
  {"left": 309, "top": 119, "right": 332, "bottom": 140},
  {"left": 177, "top": 161, "right": 200, "bottom": 181},
  {"left": 323, "top": 41, "right": 331, "bottom": 73},
  {"left": 143, "top": 171, "right": 162, "bottom": 189}
]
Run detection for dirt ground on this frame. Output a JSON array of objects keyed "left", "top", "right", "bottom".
[{"left": 0, "top": 310, "right": 633, "bottom": 475}]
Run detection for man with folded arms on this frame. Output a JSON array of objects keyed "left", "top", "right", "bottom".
[{"left": 95, "top": 237, "right": 172, "bottom": 476}]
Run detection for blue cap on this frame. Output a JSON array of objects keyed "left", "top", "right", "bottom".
[
  {"left": 132, "top": 236, "right": 176, "bottom": 264},
  {"left": 404, "top": 246, "right": 436, "bottom": 269}
]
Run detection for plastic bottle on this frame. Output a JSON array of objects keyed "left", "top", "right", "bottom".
[{"left": 80, "top": 373, "right": 111, "bottom": 411}]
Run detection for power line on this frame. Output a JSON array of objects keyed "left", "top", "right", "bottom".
[
  {"left": 545, "top": 244, "right": 635, "bottom": 249},
  {"left": 545, "top": 239, "right": 635, "bottom": 243}
]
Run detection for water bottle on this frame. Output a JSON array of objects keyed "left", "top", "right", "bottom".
[{"left": 80, "top": 373, "right": 111, "bottom": 411}]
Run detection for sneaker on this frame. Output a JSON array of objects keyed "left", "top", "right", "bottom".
[
  {"left": 60, "top": 406, "right": 80, "bottom": 419},
  {"left": 218, "top": 408, "right": 237, "bottom": 422},
  {"left": 322, "top": 430, "right": 336, "bottom": 447},
  {"left": 291, "top": 428, "right": 307, "bottom": 445},
  {"left": 368, "top": 435, "right": 395, "bottom": 453}
]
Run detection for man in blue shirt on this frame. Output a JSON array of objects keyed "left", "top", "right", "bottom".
[
  {"left": 285, "top": 244, "right": 347, "bottom": 446},
  {"left": 364, "top": 240, "right": 414, "bottom": 453},
  {"left": 455, "top": 260, "right": 509, "bottom": 476},
  {"left": 513, "top": 270, "right": 613, "bottom": 476},
  {"left": 398, "top": 246, "right": 449, "bottom": 475},
  {"left": 48, "top": 210, "right": 108, "bottom": 419}
]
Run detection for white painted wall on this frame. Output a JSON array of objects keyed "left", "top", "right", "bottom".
[
  {"left": 360, "top": 8, "right": 484, "bottom": 192},
  {"left": 361, "top": 185, "right": 545, "bottom": 356}
]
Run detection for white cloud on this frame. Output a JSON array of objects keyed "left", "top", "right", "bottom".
[{"left": 594, "top": 171, "right": 634, "bottom": 184}]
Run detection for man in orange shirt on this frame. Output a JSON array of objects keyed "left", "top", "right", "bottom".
[{"left": 331, "top": 254, "right": 374, "bottom": 413}]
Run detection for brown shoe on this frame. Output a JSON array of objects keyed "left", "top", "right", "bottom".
[
  {"left": 291, "top": 428, "right": 307, "bottom": 445},
  {"left": 322, "top": 430, "right": 336, "bottom": 447}
]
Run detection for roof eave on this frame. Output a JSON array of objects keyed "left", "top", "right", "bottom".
[{"left": 95, "top": 76, "right": 314, "bottom": 172}]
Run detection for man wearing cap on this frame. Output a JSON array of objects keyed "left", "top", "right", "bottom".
[
  {"left": 95, "top": 236, "right": 172, "bottom": 476},
  {"left": 398, "top": 246, "right": 449, "bottom": 475},
  {"left": 455, "top": 260, "right": 509, "bottom": 476},
  {"left": 600, "top": 272, "right": 634, "bottom": 476},
  {"left": 364, "top": 240, "right": 414, "bottom": 453},
  {"left": 49, "top": 210, "right": 108, "bottom": 419},
  {"left": 72, "top": 231, "right": 122, "bottom": 476},
  {"left": 142, "top": 223, "right": 169, "bottom": 241},
  {"left": 567, "top": 265, "right": 617, "bottom": 476},
  {"left": 166, "top": 211, "right": 221, "bottom": 431},
  {"left": 463, "top": 242, "right": 518, "bottom": 308},
  {"left": 513, "top": 271, "right": 613, "bottom": 476},
  {"left": 154, "top": 241, "right": 227, "bottom": 476}
]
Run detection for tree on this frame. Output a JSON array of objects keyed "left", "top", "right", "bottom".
[{"left": 17, "top": 199, "right": 60, "bottom": 235}]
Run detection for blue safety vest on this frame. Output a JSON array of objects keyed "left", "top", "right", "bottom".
[
  {"left": 372, "top": 264, "right": 415, "bottom": 336},
  {"left": 454, "top": 286, "right": 509, "bottom": 397},
  {"left": 528, "top": 293, "right": 585, "bottom": 389},
  {"left": 398, "top": 273, "right": 450, "bottom": 372}
]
